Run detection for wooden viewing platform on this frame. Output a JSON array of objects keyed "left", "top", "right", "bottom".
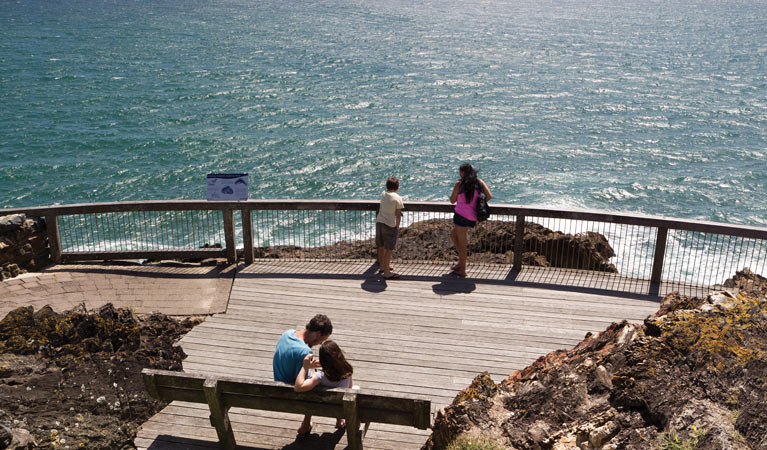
[
  {"left": 3, "top": 200, "right": 764, "bottom": 447},
  {"left": 126, "top": 260, "right": 663, "bottom": 450}
]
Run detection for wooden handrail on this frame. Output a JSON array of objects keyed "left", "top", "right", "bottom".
[
  {"left": 2, "top": 200, "right": 765, "bottom": 294},
  {"left": 3, "top": 199, "right": 766, "bottom": 239}
]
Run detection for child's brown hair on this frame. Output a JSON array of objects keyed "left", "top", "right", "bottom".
[
  {"left": 319, "top": 340, "right": 353, "bottom": 382},
  {"left": 386, "top": 177, "right": 399, "bottom": 191}
]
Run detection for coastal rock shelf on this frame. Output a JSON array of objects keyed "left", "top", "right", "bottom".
[
  {"left": 0, "top": 214, "right": 48, "bottom": 281},
  {"left": 253, "top": 219, "right": 617, "bottom": 273},
  {"left": 425, "top": 269, "right": 767, "bottom": 449}
]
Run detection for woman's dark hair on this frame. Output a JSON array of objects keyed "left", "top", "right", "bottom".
[
  {"left": 319, "top": 340, "right": 353, "bottom": 382},
  {"left": 459, "top": 163, "right": 479, "bottom": 202}
]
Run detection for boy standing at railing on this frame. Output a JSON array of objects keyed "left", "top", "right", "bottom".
[{"left": 376, "top": 177, "right": 404, "bottom": 280}]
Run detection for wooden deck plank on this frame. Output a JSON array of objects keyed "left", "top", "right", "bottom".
[
  {"left": 180, "top": 349, "right": 484, "bottom": 386},
  {"left": 139, "top": 404, "right": 427, "bottom": 449},
  {"left": 137, "top": 260, "right": 664, "bottom": 450},
  {"left": 177, "top": 341, "right": 538, "bottom": 374},
  {"left": 196, "top": 306, "right": 604, "bottom": 341},
  {"left": 232, "top": 278, "right": 664, "bottom": 306},
  {"left": 233, "top": 277, "right": 662, "bottom": 308},
  {"left": 226, "top": 289, "right": 651, "bottom": 326},
  {"left": 235, "top": 259, "right": 708, "bottom": 297},
  {"left": 184, "top": 317, "right": 581, "bottom": 350},
  {"left": 179, "top": 329, "right": 552, "bottom": 359},
  {"left": 192, "top": 314, "right": 586, "bottom": 347}
]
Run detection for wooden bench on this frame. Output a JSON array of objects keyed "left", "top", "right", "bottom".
[{"left": 142, "top": 369, "right": 432, "bottom": 450}]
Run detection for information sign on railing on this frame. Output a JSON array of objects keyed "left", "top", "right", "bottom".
[{"left": 206, "top": 174, "right": 248, "bottom": 201}]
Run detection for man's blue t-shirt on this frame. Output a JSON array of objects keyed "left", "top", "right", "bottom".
[{"left": 273, "top": 330, "right": 312, "bottom": 384}]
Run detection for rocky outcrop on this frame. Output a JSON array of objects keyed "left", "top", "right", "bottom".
[
  {"left": 254, "top": 219, "right": 617, "bottom": 272},
  {"left": 0, "top": 214, "right": 49, "bottom": 281},
  {"left": 0, "top": 304, "right": 201, "bottom": 449},
  {"left": 424, "top": 269, "right": 767, "bottom": 450}
]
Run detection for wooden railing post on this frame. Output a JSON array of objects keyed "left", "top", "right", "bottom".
[
  {"left": 222, "top": 209, "right": 236, "bottom": 264},
  {"left": 241, "top": 208, "right": 254, "bottom": 265},
  {"left": 343, "top": 391, "right": 363, "bottom": 450},
  {"left": 45, "top": 215, "right": 62, "bottom": 264},
  {"left": 513, "top": 215, "right": 525, "bottom": 271},
  {"left": 649, "top": 227, "right": 669, "bottom": 295},
  {"left": 203, "top": 378, "right": 236, "bottom": 450}
]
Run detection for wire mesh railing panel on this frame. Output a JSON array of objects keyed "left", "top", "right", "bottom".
[
  {"left": 58, "top": 210, "right": 226, "bottom": 253},
  {"left": 251, "top": 209, "right": 377, "bottom": 261},
  {"left": 16, "top": 199, "right": 762, "bottom": 296},
  {"left": 662, "top": 230, "right": 767, "bottom": 296},
  {"left": 394, "top": 210, "right": 455, "bottom": 264},
  {"left": 515, "top": 216, "right": 659, "bottom": 291}
]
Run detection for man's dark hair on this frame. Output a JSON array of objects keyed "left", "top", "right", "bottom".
[
  {"left": 386, "top": 177, "right": 399, "bottom": 191},
  {"left": 306, "top": 314, "right": 333, "bottom": 336}
]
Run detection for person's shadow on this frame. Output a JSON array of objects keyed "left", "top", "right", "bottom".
[
  {"left": 432, "top": 273, "right": 476, "bottom": 295},
  {"left": 361, "top": 277, "right": 388, "bottom": 293}
]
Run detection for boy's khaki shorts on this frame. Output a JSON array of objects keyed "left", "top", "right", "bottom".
[{"left": 375, "top": 222, "right": 398, "bottom": 250}]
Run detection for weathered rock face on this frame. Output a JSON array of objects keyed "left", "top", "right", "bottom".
[
  {"left": 424, "top": 269, "right": 767, "bottom": 450},
  {"left": 0, "top": 304, "right": 201, "bottom": 449},
  {"left": 254, "top": 219, "right": 617, "bottom": 272},
  {"left": 0, "top": 214, "right": 49, "bottom": 281}
]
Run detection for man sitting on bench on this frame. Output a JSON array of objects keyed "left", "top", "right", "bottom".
[{"left": 272, "top": 313, "right": 333, "bottom": 438}]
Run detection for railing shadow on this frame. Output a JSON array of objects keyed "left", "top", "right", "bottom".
[
  {"left": 36, "top": 259, "right": 702, "bottom": 300},
  {"left": 236, "top": 260, "right": 666, "bottom": 302}
]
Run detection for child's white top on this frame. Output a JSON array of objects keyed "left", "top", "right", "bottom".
[
  {"left": 313, "top": 370, "right": 352, "bottom": 389},
  {"left": 377, "top": 191, "right": 404, "bottom": 227}
]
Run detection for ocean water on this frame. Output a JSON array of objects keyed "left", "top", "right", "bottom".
[{"left": 1, "top": 0, "right": 766, "bottom": 228}]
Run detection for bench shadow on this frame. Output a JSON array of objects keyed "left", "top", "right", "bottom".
[
  {"left": 282, "top": 428, "right": 346, "bottom": 449},
  {"left": 146, "top": 428, "right": 345, "bottom": 449}
]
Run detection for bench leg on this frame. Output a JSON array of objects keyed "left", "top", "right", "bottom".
[
  {"left": 343, "top": 392, "right": 362, "bottom": 450},
  {"left": 204, "top": 379, "right": 237, "bottom": 450}
]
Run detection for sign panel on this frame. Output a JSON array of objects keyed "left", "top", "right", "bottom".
[{"left": 206, "top": 173, "right": 248, "bottom": 201}]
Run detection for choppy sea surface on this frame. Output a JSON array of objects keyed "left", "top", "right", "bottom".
[{"left": 1, "top": 0, "right": 766, "bottom": 227}]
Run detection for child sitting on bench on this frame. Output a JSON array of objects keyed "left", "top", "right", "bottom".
[{"left": 294, "top": 340, "right": 354, "bottom": 429}]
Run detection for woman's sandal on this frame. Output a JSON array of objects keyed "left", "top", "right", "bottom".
[{"left": 383, "top": 272, "right": 400, "bottom": 280}]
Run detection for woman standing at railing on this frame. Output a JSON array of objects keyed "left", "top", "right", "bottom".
[{"left": 449, "top": 163, "right": 492, "bottom": 277}]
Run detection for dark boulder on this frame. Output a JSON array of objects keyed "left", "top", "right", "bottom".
[{"left": 252, "top": 219, "right": 618, "bottom": 272}]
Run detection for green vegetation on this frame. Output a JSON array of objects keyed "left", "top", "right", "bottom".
[
  {"left": 446, "top": 435, "right": 505, "bottom": 450},
  {"left": 659, "top": 427, "right": 706, "bottom": 450}
]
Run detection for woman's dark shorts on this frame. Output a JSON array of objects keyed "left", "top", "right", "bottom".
[
  {"left": 453, "top": 213, "right": 476, "bottom": 228},
  {"left": 376, "top": 222, "right": 398, "bottom": 250}
]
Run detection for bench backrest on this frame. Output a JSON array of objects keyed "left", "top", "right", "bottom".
[{"left": 142, "top": 368, "right": 431, "bottom": 449}]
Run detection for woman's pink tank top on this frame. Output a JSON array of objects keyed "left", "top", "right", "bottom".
[{"left": 455, "top": 188, "right": 479, "bottom": 221}]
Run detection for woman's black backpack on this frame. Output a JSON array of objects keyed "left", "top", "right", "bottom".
[{"left": 476, "top": 189, "right": 491, "bottom": 222}]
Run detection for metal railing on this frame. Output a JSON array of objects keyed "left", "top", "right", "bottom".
[{"left": 2, "top": 200, "right": 766, "bottom": 296}]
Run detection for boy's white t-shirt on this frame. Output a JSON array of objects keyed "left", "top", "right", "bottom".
[{"left": 376, "top": 191, "right": 404, "bottom": 228}]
